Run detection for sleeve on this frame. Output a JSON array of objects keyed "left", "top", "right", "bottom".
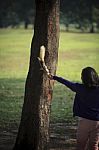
[{"left": 53, "top": 75, "right": 78, "bottom": 92}]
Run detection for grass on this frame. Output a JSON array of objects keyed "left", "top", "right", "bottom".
[
  {"left": 0, "top": 29, "right": 32, "bottom": 78},
  {"left": 0, "top": 78, "right": 24, "bottom": 129},
  {"left": 0, "top": 28, "right": 99, "bottom": 129},
  {"left": 58, "top": 32, "right": 99, "bottom": 79}
]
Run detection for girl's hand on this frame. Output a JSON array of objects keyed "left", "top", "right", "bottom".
[{"left": 47, "top": 73, "right": 53, "bottom": 80}]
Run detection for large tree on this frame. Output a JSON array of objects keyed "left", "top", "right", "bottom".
[{"left": 13, "top": 0, "right": 60, "bottom": 150}]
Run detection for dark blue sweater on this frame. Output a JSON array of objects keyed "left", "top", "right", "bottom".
[{"left": 53, "top": 75, "right": 99, "bottom": 121}]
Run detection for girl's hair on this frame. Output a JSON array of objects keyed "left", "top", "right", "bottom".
[{"left": 81, "top": 67, "right": 99, "bottom": 88}]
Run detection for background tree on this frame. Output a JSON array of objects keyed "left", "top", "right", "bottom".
[
  {"left": 0, "top": 0, "right": 35, "bottom": 28},
  {"left": 60, "top": 0, "right": 99, "bottom": 32},
  {"left": 60, "top": 0, "right": 75, "bottom": 31},
  {"left": 0, "top": 0, "right": 12, "bottom": 27},
  {"left": 13, "top": 0, "right": 60, "bottom": 150},
  {"left": 15, "top": 0, "right": 35, "bottom": 29}
]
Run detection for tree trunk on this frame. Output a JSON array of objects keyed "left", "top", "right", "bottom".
[
  {"left": 90, "top": 23, "right": 94, "bottom": 33},
  {"left": 13, "top": 0, "right": 60, "bottom": 150},
  {"left": 24, "top": 18, "right": 29, "bottom": 29},
  {"left": 88, "top": 2, "right": 94, "bottom": 33}
]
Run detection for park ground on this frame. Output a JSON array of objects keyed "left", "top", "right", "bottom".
[
  {"left": 0, "top": 28, "right": 99, "bottom": 149},
  {"left": 0, "top": 123, "right": 76, "bottom": 150}
]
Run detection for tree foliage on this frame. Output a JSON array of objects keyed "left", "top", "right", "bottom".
[
  {"left": 60, "top": 0, "right": 99, "bottom": 32},
  {"left": 0, "top": 0, "right": 99, "bottom": 32}
]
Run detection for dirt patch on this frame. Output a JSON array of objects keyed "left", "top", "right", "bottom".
[
  {"left": 0, "top": 123, "right": 76, "bottom": 150},
  {"left": 49, "top": 123, "right": 76, "bottom": 149}
]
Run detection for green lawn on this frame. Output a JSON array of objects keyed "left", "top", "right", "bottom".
[{"left": 0, "top": 28, "right": 99, "bottom": 129}]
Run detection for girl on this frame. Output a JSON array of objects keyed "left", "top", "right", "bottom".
[{"left": 49, "top": 67, "right": 99, "bottom": 150}]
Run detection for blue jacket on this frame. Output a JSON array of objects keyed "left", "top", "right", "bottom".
[{"left": 53, "top": 75, "right": 99, "bottom": 121}]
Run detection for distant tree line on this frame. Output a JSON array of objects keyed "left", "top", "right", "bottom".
[
  {"left": 0, "top": 0, "right": 35, "bottom": 29},
  {"left": 0, "top": 0, "right": 99, "bottom": 32},
  {"left": 60, "top": 0, "right": 99, "bottom": 33}
]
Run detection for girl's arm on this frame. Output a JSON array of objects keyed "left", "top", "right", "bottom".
[{"left": 53, "top": 75, "right": 78, "bottom": 92}]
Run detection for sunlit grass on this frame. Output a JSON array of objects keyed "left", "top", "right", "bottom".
[
  {"left": 0, "top": 29, "right": 99, "bottom": 79},
  {"left": 59, "top": 32, "right": 99, "bottom": 52},
  {"left": 0, "top": 29, "right": 33, "bottom": 78}
]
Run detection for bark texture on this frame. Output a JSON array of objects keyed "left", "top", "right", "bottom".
[{"left": 13, "top": 0, "right": 60, "bottom": 150}]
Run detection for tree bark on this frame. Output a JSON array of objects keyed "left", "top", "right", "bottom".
[{"left": 13, "top": 0, "right": 60, "bottom": 150}]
